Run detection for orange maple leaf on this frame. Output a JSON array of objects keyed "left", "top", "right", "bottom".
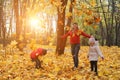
[
  {"left": 86, "top": 10, "right": 93, "bottom": 15},
  {"left": 94, "top": 16, "right": 101, "bottom": 23}
]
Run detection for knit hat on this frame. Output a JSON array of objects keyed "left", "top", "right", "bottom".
[{"left": 89, "top": 37, "right": 96, "bottom": 44}]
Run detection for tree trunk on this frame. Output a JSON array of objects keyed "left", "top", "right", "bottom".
[
  {"left": 0, "top": 1, "right": 2, "bottom": 38},
  {"left": 0, "top": 0, "right": 6, "bottom": 47},
  {"left": 99, "top": 21, "right": 105, "bottom": 46},
  {"left": 62, "top": 0, "right": 74, "bottom": 53},
  {"left": 116, "top": 15, "right": 120, "bottom": 46},
  {"left": 118, "top": 23, "right": 120, "bottom": 47},
  {"left": 56, "top": 0, "right": 68, "bottom": 55},
  {"left": 100, "top": 0, "right": 110, "bottom": 46},
  {"left": 110, "top": 0, "right": 115, "bottom": 45},
  {"left": 14, "top": 0, "right": 20, "bottom": 39},
  {"left": 115, "top": 15, "right": 118, "bottom": 45}
]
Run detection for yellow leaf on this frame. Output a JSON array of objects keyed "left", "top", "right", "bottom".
[
  {"left": 19, "top": 35, "right": 23, "bottom": 41},
  {"left": 48, "top": 73, "right": 55, "bottom": 78},
  {"left": 75, "top": 74, "right": 83, "bottom": 79},
  {"left": 66, "top": 12, "right": 72, "bottom": 18},
  {"left": 64, "top": 26, "right": 70, "bottom": 31},
  {"left": 81, "top": 3, "right": 87, "bottom": 8},
  {"left": 99, "top": 71, "right": 103, "bottom": 76},
  {"left": 90, "top": 0, "right": 96, "bottom": 7},
  {"left": 10, "top": 40, "right": 18, "bottom": 47},
  {"left": 84, "top": 22, "right": 87, "bottom": 26},
  {"left": 78, "top": 11, "right": 83, "bottom": 16},
  {"left": 93, "top": 25, "right": 97, "bottom": 29},
  {"left": 54, "top": 65, "right": 61, "bottom": 72},
  {"left": 86, "top": 10, "right": 93, "bottom": 15},
  {"left": 14, "top": 77, "right": 21, "bottom": 80}
]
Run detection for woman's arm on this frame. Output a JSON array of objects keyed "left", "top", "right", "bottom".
[
  {"left": 81, "top": 31, "right": 91, "bottom": 38},
  {"left": 61, "top": 31, "right": 70, "bottom": 39}
]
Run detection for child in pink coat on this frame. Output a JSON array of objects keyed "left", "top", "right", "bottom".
[{"left": 88, "top": 37, "right": 104, "bottom": 75}]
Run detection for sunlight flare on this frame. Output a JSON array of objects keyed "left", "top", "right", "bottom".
[{"left": 29, "top": 17, "right": 39, "bottom": 28}]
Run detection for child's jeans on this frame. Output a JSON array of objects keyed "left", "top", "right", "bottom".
[
  {"left": 90, "top": 61, "right": 98, "bottom": 75},
  {"left": 71, "top": 43, "right": 80, "bottom": 68},
  {"left": 32, "top": 58, "right": 41, "bottom": 69}
]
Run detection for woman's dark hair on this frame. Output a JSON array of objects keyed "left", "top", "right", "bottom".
[{"left": 73, "top": 22, "right": 78, "bottom": 25}]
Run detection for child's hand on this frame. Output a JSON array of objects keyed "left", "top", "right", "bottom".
[
  {"left": 87, "top": 55, "right": 89, "bottom": 58},
  {"left": 101, "top": 57, "right": 104, "bottom": 60}
]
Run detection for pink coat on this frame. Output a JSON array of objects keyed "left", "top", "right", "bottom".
[{"left": 88, "top": 45, "right": 104, "bottom": 61}]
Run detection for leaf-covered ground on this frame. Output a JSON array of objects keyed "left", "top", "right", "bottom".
[{"left": 0, "top": 46, "right": 120, "bottom": 80}]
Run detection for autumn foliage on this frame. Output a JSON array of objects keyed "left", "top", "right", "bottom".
[
  {"left": 0, "top": 44, "right": 120, "bottom": 80},
  {"left": 73, "top": 0, "right": 101, "bottom": 28},
  {"left": 0, "top": 0, "right": 120, "bottom": 79}
]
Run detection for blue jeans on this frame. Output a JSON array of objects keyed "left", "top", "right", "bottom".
[{"left": 71, "top": 43, "right": 80, "bottom": 68}]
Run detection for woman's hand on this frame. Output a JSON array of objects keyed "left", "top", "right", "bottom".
[{"left": 90, "top": 35, "right": 94, "bottom": 38}]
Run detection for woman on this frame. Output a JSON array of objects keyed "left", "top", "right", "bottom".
[{"left": 62, "top": 22, "right": 91, "bottom": 70}]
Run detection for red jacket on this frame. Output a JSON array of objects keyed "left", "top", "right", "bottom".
[
  {"left": 62, "top": 30, "right": 91, "bottom": 44},
  {"left": 30, "top": 48, "right": 43, "bottom": 59}
]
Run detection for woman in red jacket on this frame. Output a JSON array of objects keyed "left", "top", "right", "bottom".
[
  {"left": 30, "top": 48, "right": 47, "bottom": 69},
  {"left": 62, "top": 22, "right": 91, "bottom": 70}
]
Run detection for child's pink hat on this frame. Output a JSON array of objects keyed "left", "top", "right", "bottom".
[{"left": 89, "top": 37, "right": 95, "bottom": 44}]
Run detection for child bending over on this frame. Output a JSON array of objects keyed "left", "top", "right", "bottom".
[{"left": 30, "top": 48, "right": 47, "bottom": 69}]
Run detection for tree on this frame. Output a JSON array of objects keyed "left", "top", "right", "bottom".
[
  {"left": 56, "top": 0, "right": 68, "bottom": 55},
  {"left": 62, "top": 0, "right": 74, "bottom": 53},
  {"left": 0, "top": 0, "right": 3, "bottom": 38},
  {"left": 0, "top": 0, "right": 6, "bottom": 47},
  {"left": 114, "top": 0, "right": 120, "bottom": 47},
  {"left": 99, "top": 0, "right": 120, "bottom": 46},
  {"left": 13, "top": 0, "right": 20, "bottom": 39}
]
